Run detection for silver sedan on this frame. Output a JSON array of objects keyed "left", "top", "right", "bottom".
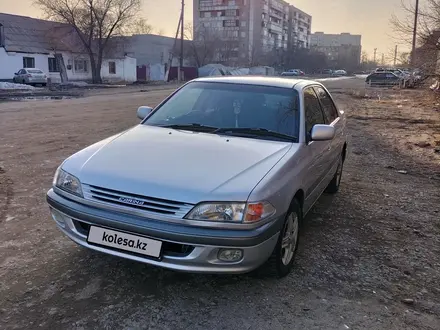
[
  {"left": 13, "top": 68, "right": 48, "bottom": 86},
  {"left": 46, "top": 76, "right": 347, "bottom": 278}
]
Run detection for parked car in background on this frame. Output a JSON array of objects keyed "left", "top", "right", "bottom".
[
  {"left": 332, "top": 70, "right": 347, "bottom": 76},
  {"left": 366, "top": 71, "right": 403, "bottom": 86},
  {"left": 321, "top": 69, "right": 333, "bottom": 75},
  {"left": 46, "top": 76, "right": 347, "bottom": 278},
  {"left": 281, "top": 69, "right": 305, "bottom": 76},
  {"left": 12, "top": 68, "right": 48, "bottom": 86},
  {"left": 375, "top": 67, "right": 409, "bottom": 79}
]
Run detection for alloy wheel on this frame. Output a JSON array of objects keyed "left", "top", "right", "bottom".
[{"left": 281, "top": 212, "right": 299, "bottom": 266}]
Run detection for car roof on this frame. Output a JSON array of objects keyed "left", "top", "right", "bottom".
[{"left": 192, "top": 76, "right": 320, "bottom": 90}]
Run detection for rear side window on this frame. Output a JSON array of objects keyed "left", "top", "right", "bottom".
[
  {"left": 314, "top": 86, "right": 339, "bottom": 123},
  {"left": 303, "top": 87, "right": 325, "bottom": 140}
]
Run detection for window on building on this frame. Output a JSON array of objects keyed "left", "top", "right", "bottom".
[
  {"left": 74, "top": 59, "right": 88, "bottom": 73},
  {"left": 23, "top": 57, "right": 35, "bottom": 68},
  {"left": 224, "top": 20, "right": 238, "bottom": 27},
  {"left": 109, "top": 61, "right": 116, "bottom": 74},
  {"left": 48, "top": 58, "right": 60, "bottom": 72}
]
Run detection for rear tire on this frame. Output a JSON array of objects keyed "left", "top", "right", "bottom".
[
  {"left": 256, "top": 199, "right": 302, "bottom": 278},
  {"left": 326, "top": 154, "right": 344, "bottom": 194}
]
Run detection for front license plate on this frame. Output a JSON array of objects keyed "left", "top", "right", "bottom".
[{"left": 87, "top": 226, "right": 162, "bottom": 258}]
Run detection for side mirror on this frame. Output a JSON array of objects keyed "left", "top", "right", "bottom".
[
  {"left": 137, "top": 106, "right": 153, "bottom": 120},
  {"left": 310, "top": 124, "right": 335, "bottom": 141},
  {"left": 14, "top": 72, "right": 18, "bottom": 75}
]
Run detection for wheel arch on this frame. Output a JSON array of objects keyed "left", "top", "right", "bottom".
[
  {"left": 342, "top": 142, "right": 347, "bottom": 162},
  {"left": 292, "top": 189, "right": 305, "bottom": 216}
]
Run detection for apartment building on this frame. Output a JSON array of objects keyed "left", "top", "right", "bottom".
[
  {"left": 193, "top": 0, "right": 312, "bottom": 65},
  {"left": 289, "top": 5, "right": 312, "bottom": 49},
  {"left": 310, "top": 32, "right": 362, "bottom": 69}
]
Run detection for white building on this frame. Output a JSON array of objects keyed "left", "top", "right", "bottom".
[
  {"left": 192, "top": 0, "right": 311, "bottom": 65},
  {"left": 115, "top": 34, "right": 192, "bottom": 81},
  {"left": 0, "top": 13, "right": 137, "bottom": 83}
]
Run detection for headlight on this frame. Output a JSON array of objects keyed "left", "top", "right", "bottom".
[
  {"left": 53, "top": 167, "right": 83, "bottom": 197},
  {"left": 185, "top": 201, "right": 275, "bottom": 223}
]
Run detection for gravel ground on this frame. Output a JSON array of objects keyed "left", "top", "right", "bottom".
[{"left": 0, "top": 78, "right": 439, "bottom": 330}]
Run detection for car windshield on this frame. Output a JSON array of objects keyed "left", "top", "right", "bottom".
[
  {"left": 143, "top": 81, "right": 300, "bottom": 142},
  {"left": 27, "top": 70, "right": 43, "bottom": 74}
]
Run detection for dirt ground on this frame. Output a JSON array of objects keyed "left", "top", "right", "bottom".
[{"left": 0, "top": 78, "right": 439, "bottom": 330}]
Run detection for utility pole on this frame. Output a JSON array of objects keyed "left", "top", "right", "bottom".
[
  {"left": 373, "top": 48, "right": 377, "bottom": 64},
  {"left": 381, "top": 53, "right": 385, "bottom": 66},
  {"left": 394, "top": 45, "right": 398, "bottom": 66},
  {"left": 164, "top": 12, "right": 183, "bottom": 82},
  {"left": 411, "top": 0, "right": 419, "bottom": 67},
  {"left": 179, "top": 0, "right": 185, "bottom": 81}
]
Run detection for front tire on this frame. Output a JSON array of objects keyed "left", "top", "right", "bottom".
[
  {"left": 258, "top": 199, "right": 302, "bottom": 278},
  {"left": 326, "top": 154, "right": 344, "bottom": 194}
]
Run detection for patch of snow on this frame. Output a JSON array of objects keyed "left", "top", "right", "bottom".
[
  {"left": 60, "top": 81, "right": 89, "bottom": 87},
  {"left": 316, "top": 76, "right": 353, "bottom": 82},
  {"left": 0, "top": 82, "right": 36, "bottom": 90}
]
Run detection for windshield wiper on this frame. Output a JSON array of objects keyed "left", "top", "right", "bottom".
[
  {"left": 158, "top": 123, "right": 218, "bottom": 132},
  {"left": 214, "top": 127, "right": 297, "bottom": 142}
]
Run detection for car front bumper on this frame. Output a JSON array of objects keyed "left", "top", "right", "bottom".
[{"left": 46, "top": 189, "right": 283, "bottom": 274}]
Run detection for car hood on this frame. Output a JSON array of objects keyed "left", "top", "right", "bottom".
[{"left": 63, "top": 125, "right": 295, "bottom": 204}]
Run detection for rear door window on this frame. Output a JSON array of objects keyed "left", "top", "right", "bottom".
[
  {"left": 303, "top": 87, "right": 326, "bottom": 140},
  {"left": 313, "top": 86, "right": 339, "bottom": 123}
]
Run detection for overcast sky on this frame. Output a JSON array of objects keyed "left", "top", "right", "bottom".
[{"left": 0, "top": 0, "right": 409, "bottom": 60}]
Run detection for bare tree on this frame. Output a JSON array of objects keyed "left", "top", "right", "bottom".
[
  {"left": 399, "top": 52, "right": 411, "bottom": 66},
  {"left": 248, "top": 43, "right": 263, "bottom": 67},
  {"left": 44, "top": 25, "right": 80, "bottom": 83},
  {"left": 155, "top": 28, "right": 165, "bottom": 36},
  {"left": 35, "top": 0, "right": 142, "bottom": 83},
  {"left": 217, "top": 39, "right": 239, "bottom": 66},
  {"left": 361, "top": 51, "right": 369, "bottom": 63},
  {"left": 390, "top": 0, "right": 440, "bottom": 73},
  {"left": 184, "top": 23, "right": 220, "bottom": 67},
  {"left": 126, "top": 17, "right": 153, "bottom": 35},
  {"left": 383, "top": 46, "right": 411, "bottom": 67},
  {"left": 124, "top": 19, "right": 164, "bottom": 36}
]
